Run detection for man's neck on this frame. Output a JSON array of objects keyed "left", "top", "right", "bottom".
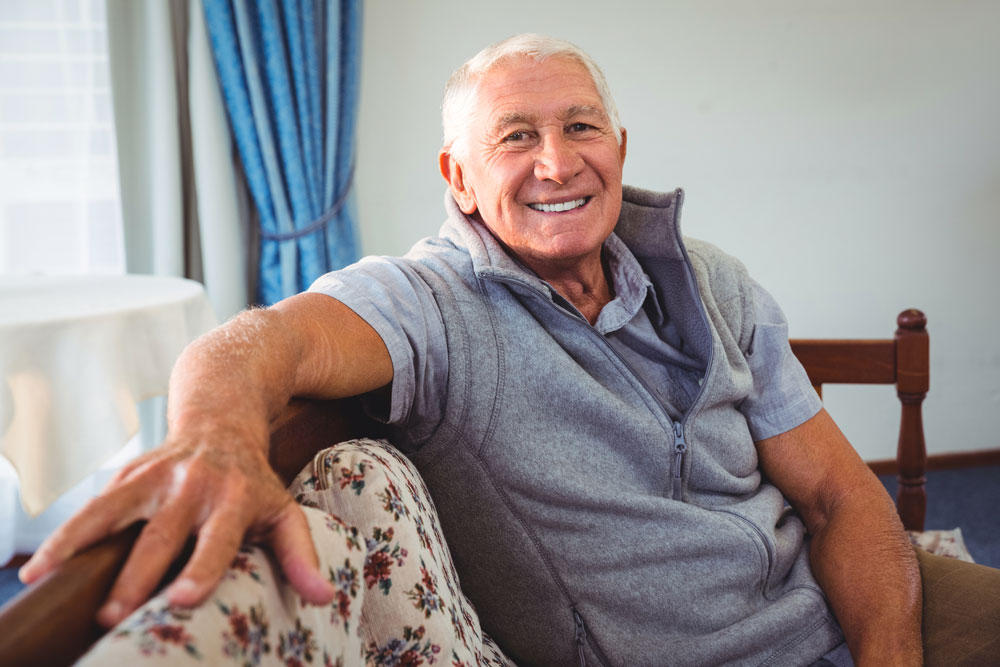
[{"left": 524, "top": 251, "right": 613, "bottom": 325}]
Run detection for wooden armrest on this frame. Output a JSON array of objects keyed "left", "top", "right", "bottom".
[
  {"left": 0, "top": 523, "right": 141, "bottom": 667},
  {"left": 268, "top": 396, "right": 383, "bottom": 485},
  {"left": 0, "top": 396, "right": 378, "bottom": 667}
]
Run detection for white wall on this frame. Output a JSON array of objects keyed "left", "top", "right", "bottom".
[{"left": 354, "top": 0, "right": 1000, "bottom": 461}]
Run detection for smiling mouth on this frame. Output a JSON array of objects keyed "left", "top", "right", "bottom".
[{"left": 527, "top": 196, "right": 590, "bottom": 213}]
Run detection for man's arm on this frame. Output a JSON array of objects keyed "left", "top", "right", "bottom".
[
  {"left": 756, "top": 408, "right": 922, "bottom": 666},
  {"left": 19, "top": 292, "right": 393, "bottom": 627}
]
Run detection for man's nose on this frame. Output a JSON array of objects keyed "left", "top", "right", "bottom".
[{"left": 533, "top": 135, "right": 583, "bottom": 184}]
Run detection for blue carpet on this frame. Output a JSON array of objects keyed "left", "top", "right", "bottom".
[
  {"left": 0, "top": 566, "right": 23, "bottom": 606},
  {"left": 879, "top": 464, "right": 1000, "bottom": 569}
]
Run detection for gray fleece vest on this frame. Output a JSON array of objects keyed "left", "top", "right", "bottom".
[{"left": 394, "top": 186, "right": 844, "bottom": 666}]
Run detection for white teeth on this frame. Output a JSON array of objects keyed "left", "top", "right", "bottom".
[{"left": 528, "top": 197, "right": 587, "bottom": 213}]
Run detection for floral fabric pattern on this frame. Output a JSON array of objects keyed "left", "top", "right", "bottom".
[
  {"left": 294, "top": 439, "right": 513, "bottom": 666},
  {"left": 908, "top": 528, "right": 976, "bottom": 563},
  {"left": 218, "top": 599, "right": 271, "bottom": 665},
  {"left": 76, "top": 438, "right": 514, "bottom": 666},
  {"left": 111, "top": 605, "right": 202, "bottom": 659}
]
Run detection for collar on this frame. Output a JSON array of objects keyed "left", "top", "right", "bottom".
[
  {"left": 438, "top": 185, "right": 683, "bottom": 329},
  {"left": 592, "top": 233, "right": 662, "bottom": 334}
]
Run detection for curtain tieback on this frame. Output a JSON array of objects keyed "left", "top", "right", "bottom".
[{"left": 261, "top": 165, "right": 356, "bottom": 242}]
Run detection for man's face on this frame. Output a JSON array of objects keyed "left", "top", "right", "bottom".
[{"left": 441, "top": 57, "right": 627, "bottom": 272}]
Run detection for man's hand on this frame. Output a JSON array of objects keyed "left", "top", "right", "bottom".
[
  {"left": 19, "top": 293, "right": 393, "bottom": 629},
  {"left": 18, "top": 422, "right": 335, "bottom": 628}
]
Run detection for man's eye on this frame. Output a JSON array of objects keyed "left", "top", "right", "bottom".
[
  {"left": 503, "top": 130, "right": 528, "bottom": 142},
  {"left": 568, "top": 122, "right": 594, "bottom": 133}
]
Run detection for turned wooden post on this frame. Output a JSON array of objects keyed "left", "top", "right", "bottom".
[{"left": 894, "top": 309, "right": 929, "bottom": 532}]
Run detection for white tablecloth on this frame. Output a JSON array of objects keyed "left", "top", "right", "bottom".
[{"left": 0, "top": 275, "right": 218, "bottom": 517}]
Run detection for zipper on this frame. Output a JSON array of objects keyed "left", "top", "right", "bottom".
[
  {"left": 483, "top": 215, "right": 718, "bottom": 502},
  {"left": 541, "top": 282, "right": 677, "bottom": 429},
  {"left": 672, "top": 420, "right": 687, "bottom": 500},
  {"left": 574, "top": 609, "right": 587, "bottom": 667}
]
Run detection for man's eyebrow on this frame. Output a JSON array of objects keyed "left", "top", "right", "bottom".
[
  {"left": 491, "top": 111, "right": 538, "bottom": 134},
  {"left": 563, "top": 104, "right": 608, "bottom": 121}
]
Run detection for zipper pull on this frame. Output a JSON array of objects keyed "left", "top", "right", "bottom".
[
  {"left": 673, "top": 421, "right": 687, "bottom": 479},
  {"left": 574, "top": 610, "right": 587, "bottom": 667},
  {"left": 672, "top": 421, "right": 687, "bottom": 500}
]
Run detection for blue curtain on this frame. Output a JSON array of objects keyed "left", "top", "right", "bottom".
[{"left": 202, "top": 0, "right": 362, "bottom": 305}]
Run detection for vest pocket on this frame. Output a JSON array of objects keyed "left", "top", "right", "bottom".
[{"left": 716, "top": 508, "right": 774, "bottom": 593}]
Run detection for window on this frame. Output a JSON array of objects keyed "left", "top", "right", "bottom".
[
  {"left": 1, "top": 0, "right": 128, "bottom": 562},
  {"left": 0, "top": 0, "right": 124, "bottom": 275}
]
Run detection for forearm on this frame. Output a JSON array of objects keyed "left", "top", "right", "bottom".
[
  {"left": 758, "top": 410, "right": 923, "bottom": 665},
  {"left": 808, "top": 481, "right": 922, "bottom": 665},
  {"left": 166, "top": 307, "right": 305, "bottom": 447},
  {"left": 166, "top": 293, "right": 392, "bottom": 447}
]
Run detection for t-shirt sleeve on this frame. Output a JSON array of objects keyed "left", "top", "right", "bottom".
[
  {"left": 739, "top": 280, "right": 822, "bottom": 441},
  {"left": 307, "top": 256, "right": 448, "bottom": 444}
]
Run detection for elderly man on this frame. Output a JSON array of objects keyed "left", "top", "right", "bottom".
[{"left": 21, "top": 34, "right": 999, "bottom": 666}]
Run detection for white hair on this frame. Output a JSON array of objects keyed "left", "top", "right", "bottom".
[{"left": 441, "top": 34, "right": 623, "bottom": 160}]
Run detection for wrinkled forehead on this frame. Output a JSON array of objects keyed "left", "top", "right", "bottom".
[{"left": 472, "top": 56, "right": 608, "bottom": 132}]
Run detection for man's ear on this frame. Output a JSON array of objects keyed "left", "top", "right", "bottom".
[
  {"left": 439, "top": 149, "right": 478, "bottom": 215},
  {"left": 618, "top": 127, "right": 628, "bottom": 166}
]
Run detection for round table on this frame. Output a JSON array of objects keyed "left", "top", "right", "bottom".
[{"left": 0, "top": 275, "right": 218, "bottom": 519}]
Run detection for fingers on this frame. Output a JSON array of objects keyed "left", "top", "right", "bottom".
[
  {"left": 163, "top": 502, "right": 248, "bottom": 608},
  {"left": 19, "top": 441, "right": 332, "bottom": 633},
  {"left": 19, "top": 480, "right": 154, "bottom": 585},
  {"left": 268, "top": 503, "right": 336, "bottom": 605},
  {"left": 96, "top": 498, "right": 197, "bottom": 628}
]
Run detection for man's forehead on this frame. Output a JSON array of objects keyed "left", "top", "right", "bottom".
[{"left": 473, "top": 57, "right": 606, "bottom": 127}]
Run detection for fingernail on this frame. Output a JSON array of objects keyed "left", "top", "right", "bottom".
[
  {"left": 17, "top": 555, "right": 48, "bottom": 583},
  {"left": 312, "top": 576, "right": 336, "bottom": 604},
  {"left": 167, "top": 578, "right": 199, "bottom": 604},
  {"left": 98, "top": 601, "right": 124, "bottom": 627}
]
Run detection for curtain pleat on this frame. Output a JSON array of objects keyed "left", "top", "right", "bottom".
[
  {"left": 203, "top": 0, "right": 362, "bottom": 305},
  {"left": 328, "top": 0, "right": 361, "bottom": 271}
]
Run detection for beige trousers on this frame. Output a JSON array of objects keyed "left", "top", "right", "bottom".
[{"left": 919, "top": 547, "right": 1000, "bottom": 666}]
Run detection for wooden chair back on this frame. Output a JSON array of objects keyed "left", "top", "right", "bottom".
[{"left": 790, "top": 309, "right": 929, "bottom": 532}]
